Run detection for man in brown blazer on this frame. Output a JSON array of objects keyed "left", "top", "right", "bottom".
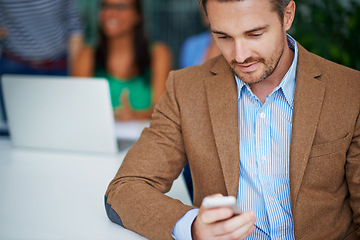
[{"left": 105, "top": 0, "right": 360, "bottom": 239}]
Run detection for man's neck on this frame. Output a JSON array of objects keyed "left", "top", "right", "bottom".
[{"left": 250, "top": 44, "right": 295, "bottom": 104}]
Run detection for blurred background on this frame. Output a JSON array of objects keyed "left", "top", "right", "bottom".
[
  {"left": 0, "top": 0, "right": 359, "bottom": 127},
  {"left": 145, "top": 0, "right": 360, "bottom": 70},
  {"left": 78, "top": 0, "right": 360, "bottom": 70},
  {"left": 1, "top": 0, "right": 359, "bottom": 73},
  {"left": 290, "top": 0, "right": 360, "bottom": 71}
]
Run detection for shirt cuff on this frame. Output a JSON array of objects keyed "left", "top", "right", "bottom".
[{"left": 172, "top": 208, "right": 199, "bottom": 240}]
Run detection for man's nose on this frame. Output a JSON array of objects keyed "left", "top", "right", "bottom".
[{"left": 234, "top": 40, "right": 252, "bottom": 63}]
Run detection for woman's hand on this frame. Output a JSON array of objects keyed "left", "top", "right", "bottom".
[
  {"left": 114, "top": 89, "right": 134, "bottom": 121},
  {"left": 0, "top": 26, "right": 8, "bottom": 40}
]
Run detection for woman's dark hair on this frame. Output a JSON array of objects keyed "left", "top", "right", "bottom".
[{"left": 95, "top": 0, "right": 151, "bottom": 82}]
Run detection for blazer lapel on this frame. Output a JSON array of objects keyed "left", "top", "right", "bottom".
[
  {"left": 204, "top": 56, "right": 240, "bottom": 198},
  {"left": 203, "top": 45, "right": 325, "bottom": 203},
  {"left": 289, "top": 44, "right": 325, "bottom": 207}
]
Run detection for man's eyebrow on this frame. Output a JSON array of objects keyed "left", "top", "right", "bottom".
[
  {"left": 244, "top": 25, "right": 269, "bottom": 34},
  {"left": 211, "top": 29, "right": 228, "bottom": 35},
  {"left": 211, "top": 25, "right": 270, "bottom": 36}
]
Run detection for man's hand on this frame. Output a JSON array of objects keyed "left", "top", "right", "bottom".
[{"left": 192, "top": 195, "right": 256, "bottom": 240}]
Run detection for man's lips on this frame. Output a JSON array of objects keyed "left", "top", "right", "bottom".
[{"left": 236, "top": 61, "right": 259, "bottom": 72}]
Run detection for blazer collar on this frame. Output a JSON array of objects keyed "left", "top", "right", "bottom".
[
  {"left": 205, "top": 55, "right": 240, "bottom": 198},
  {"left": 204, "top": 44, "right": 325, "bottom": 202},
  {"left": 289, "top": 43, "right": 324, "bottom": 207}
]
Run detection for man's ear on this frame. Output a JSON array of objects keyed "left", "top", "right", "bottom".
[{"left": 283, "top": 1, "right": 296, "bottom": 31}]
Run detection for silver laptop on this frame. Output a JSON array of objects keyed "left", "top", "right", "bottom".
[
  {"left": 1, "top": 74, "right": 119, "bottom": 153},
  {"left": 0, "top": 101, "right": 6, "bottom": 134}
]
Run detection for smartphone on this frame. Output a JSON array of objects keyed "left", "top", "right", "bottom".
[{"left": 202, "top": 196, "right": 242, "bottom": 215}]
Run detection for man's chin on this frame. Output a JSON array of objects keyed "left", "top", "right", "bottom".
[{"left": 233, "top": 71, "right": 265, "bottom": 85}]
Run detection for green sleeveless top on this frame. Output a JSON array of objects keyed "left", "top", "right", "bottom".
[{"left": 95, "top": 69, "right": 152, "bottom": 110}]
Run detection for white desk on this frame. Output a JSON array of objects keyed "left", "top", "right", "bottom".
[{"left": 0, "top": 137, "right": 192, "bottom": 240}]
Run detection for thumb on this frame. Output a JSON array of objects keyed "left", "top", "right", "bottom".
[{"left": 120, "top": 89, "right": 130, "bottom": 106}]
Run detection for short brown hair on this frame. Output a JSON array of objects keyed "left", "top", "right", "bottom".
[{"left": 199, "top": 0, "right": 291, "bottom": 22}]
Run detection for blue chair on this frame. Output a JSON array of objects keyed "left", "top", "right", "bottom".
[{"left": 182, "top": 163, "right": 193, "bottom": 203}]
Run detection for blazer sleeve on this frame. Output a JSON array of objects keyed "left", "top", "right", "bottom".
[
  {"left": 346, "top": 109, "right": 360, "bottom": 237},
  {"left": 105, "top": 71, "right": 195, "bottom": 240}
]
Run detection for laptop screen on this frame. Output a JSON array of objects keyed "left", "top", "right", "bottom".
[{"left": 2, "top": 74, "right": 119, "bottom": 153}]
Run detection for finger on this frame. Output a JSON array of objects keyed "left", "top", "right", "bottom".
[
  {"left": 199, "top": 206, "right": 233, "bottom": 224},
  {"left": 221, "top": 210, "right": 256, "bottom": 233},
  {"left": 192, "top": 207, "right": 233, "bottom": 239},
  {"left": 198, "top": 193, "right": 226, "bottom": 224},
  {"left": 208, "top": 193, "right": 224, "bottom": 198},
  {"left": 120, "top": 89, "right": 130, "bottom": 104},
  {"left": 212, "top": 210, "right": 256, "bottom": 237},
  {"left": 216, "top": 223, "right": 256, "bottom": 240}
]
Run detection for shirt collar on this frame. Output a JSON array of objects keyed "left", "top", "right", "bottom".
[{"left": 235, "top": 34, "right": 298, "bottom": 108}]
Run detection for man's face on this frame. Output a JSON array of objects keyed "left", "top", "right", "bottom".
[{"left": 207, "top": 0, "right": 292, "bottom": 85}]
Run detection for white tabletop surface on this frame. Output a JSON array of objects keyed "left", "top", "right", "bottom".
[{"left": 0, "top": 137, "right": 192, "bottom": 240}]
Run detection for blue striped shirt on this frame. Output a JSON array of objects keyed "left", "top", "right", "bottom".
[
  {"left": 173, "top": 35, "right": 298, "bottom": 240},
  {"left": 236, "top": 35, "right": 298, "bottom": 240}
]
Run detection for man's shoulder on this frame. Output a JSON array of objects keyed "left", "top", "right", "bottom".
[
  {"left": 316, "top": 54, "right": 358, "bottom": 74},
  {"left": 298, "top": 45, "right": 360, "bottom": 87},
  {"left": 300, "top": 47, "right": 360, "bottom": 79}
]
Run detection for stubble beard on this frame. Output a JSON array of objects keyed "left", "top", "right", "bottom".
[{"left": 230, "top": 41, "right": 285, "bottom": 86}]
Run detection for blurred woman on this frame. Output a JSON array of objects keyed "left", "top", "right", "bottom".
[{"left": 74, "top": 0, "right": 172, "bottom": 121}]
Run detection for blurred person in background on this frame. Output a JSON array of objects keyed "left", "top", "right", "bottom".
[
  {"left": 74, "top": 0, "right": 172, "bottom": 121},
  {"left": 0, "top": 0, "right": 83, "bottom": 76},
  {"left": 0, "top": 0, "right": 83, "bottom": 122},
  {"left": 179, "top": 6, "right": 220, "bottom": 69},
  {"left": 76, "top": 0, "right": 102, "bottom": 48}
]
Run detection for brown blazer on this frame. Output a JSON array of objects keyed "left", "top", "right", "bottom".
[{"left": 105, "top": 44, "right": 360, "bottom": 240}]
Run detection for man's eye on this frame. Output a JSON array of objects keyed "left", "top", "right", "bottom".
[
  {"left": 250, "top": 33, "right": 263, "bottom": 37},
  {"left": 218, "top": 35, "right": 229, "bottom": 39}
]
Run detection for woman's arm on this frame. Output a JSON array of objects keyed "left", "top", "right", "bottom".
[
  {"left": 114, "top": 42, "right": 172, "bottom": 121},
  {"left": 72, "top": 46, "right": 95, "bottom": 77},
  {"left": 150, "top": 42, "right": 173, "bottom": 105},
  {"left": 67, "top": 33, "right": 84, "bottom": 75}
]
